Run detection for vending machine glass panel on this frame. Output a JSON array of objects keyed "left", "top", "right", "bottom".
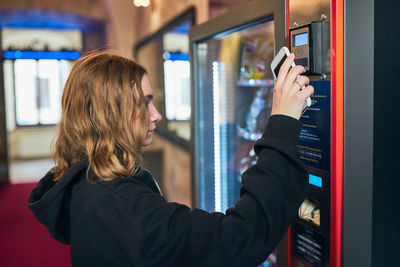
[
  {"left": 192, "top": 17, "right": 277, "bottom": 267},
  {"left": 194, "top": 19, "right": 275, "bottom": 213}
]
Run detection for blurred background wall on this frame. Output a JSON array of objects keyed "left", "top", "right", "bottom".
[
  {"left": 0, "top": 2, "right": 255, "bottom": 266},
  {"left": 0, "top": 0, "right": 251, "bottom": 206}
]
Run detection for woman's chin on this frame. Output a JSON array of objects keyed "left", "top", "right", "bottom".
[{"left": 141, "top": 137, "right": 153, "bottom": 147}]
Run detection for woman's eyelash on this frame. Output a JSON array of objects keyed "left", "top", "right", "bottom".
[{"left": 145, "top": 95, "right": 153, "bottom": 104}]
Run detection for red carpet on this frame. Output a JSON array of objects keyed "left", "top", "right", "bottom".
[{"left": 0, "top": 183, "right": 70, "bottom": 267}]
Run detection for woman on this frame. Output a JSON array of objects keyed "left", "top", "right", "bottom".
[{"left": 28, "top": 52, "right": 313, "bottom": 267}]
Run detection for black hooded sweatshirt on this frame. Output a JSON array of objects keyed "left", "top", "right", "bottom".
[{"left": 27, "top": 115, "right": 308, "bottom": 267}]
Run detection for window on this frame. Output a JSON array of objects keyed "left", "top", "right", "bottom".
[
  {"left": 163, "top": 55, "right": 191, "bottom": 121},
  {"left": 135, "top": 7, "right": 195, "bottom": 142},
  {"left": 2, "top": 28, "right": 81, "bottom": 127},
  {"left": 11, "top": 59, "right": 74, "bottom": 126}
]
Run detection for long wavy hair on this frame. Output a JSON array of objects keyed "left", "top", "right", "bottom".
[{"left": 52, "top": 52, "right": 149, "bottom": 182}]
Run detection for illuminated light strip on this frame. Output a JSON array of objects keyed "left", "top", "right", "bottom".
[
  {"left": 212, "top": 61, "right": 221, "bottom": 212},
  {"left": 3, "top": 51, "right": 80, "bottom": 60},
  {"left": 219, "top": 62, "right": 228, "bottom": 213}
]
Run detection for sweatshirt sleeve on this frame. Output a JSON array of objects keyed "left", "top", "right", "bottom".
[{"left": 123, "top": 115, "right": 308, "bottom": 267}]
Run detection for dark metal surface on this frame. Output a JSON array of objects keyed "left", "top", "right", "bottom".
[
  {"left": 343, "top": 0, "right": 374, "bottom": 266},
  {"left": 371, "top": 1, "right": 400, "bottom": 266}
]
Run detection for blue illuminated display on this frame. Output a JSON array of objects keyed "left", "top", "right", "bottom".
[
  {"left": 164, "top": 52, "right": 189, "bottom": 61},
  {"left": 309, "top": 174, "right": 322, "bottom": 187},
  {"left": 3, "top": 51, "right": 81, "bottom": 60},
  {"left": 294, "top": 32, "right": 308, "bottom": 47}
]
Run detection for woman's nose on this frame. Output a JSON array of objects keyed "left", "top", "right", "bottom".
[{"left": 150, "top": 103, "right": 162, "bottom": 123}]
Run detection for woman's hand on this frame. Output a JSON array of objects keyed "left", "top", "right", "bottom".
[{"left": 271, "top": 53, "right": 314, "bottom": 120}]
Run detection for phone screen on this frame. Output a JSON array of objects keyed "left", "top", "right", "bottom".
[{"left": 273, "top": 54, "right": 287, "bottom": 78}]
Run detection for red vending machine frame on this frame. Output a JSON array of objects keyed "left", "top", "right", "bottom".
[{"left": 330, "top": 0, "right": 344, "bottom": 266}]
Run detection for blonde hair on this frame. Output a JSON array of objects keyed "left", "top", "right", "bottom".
[{"left": 52, "top": 52, "right": 149, "bottom": 182}]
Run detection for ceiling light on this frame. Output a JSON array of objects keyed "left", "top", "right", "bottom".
[{"left": 133, "top": 0, "right": 150, "bottom": 7}]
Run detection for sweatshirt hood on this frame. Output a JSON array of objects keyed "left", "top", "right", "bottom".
[
  {"left": 27, "top": 159, "right": 160, "bottom": 245},
  {"left": 27, "top": 159, "right": 88, "bottom": 245}
]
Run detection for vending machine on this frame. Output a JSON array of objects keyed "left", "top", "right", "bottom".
[{"left": 190, "top": 0, "right": 394, "bottom": 266}]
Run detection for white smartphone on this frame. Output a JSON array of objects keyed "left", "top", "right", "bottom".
[{"left": 271, "top": 46, "right": 312, "bottom": 112}]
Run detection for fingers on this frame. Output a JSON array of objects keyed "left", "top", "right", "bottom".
[
  {"left": 294, "top": 75, "right": 310, "bottom": 90},
  {"left": 284, "top": 65, "right": 307, "bottom": 91},
  {"left": 298, "top": 85, "right": 314, "bottom": 100},
  {"left": 276, "top": 53, "right": 295, "bottom": 86},
  {"left": 271, "top": 51, "right": 314, "bottom": 119}
]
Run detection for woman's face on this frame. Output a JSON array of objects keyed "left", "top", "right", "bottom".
[{"left": 141, "top": 74, "right": 162, "bottom": 146}]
